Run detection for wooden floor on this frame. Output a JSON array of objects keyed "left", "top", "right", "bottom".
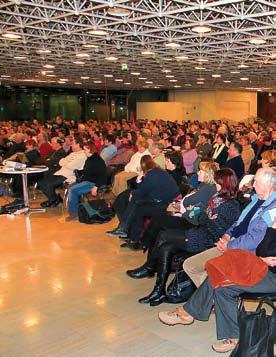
[{"left": 0, "top": 197, "right": 222, "bottom": 357}]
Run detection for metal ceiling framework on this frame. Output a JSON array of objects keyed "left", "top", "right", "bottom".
[{"left": 0, "top": 0, "right": 275, "bottom": 91}]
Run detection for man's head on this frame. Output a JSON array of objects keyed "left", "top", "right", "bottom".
[
  {"left": 14, "top": 133, "right": 25, "bottom": 144},
  {"left": 136, "top": 139, "right": 149, "bottom": 153},
  {"left": 228, "top": 142, "right": 242, "bottom": 159},
  {"left": 104, "top": 134, "right": 115, "bottom": 147},
  {"left": 71, "top": 136, "right": 84, "bottom": 152},
  {"left": 253, "top": 168, "right": 276, "bottom": 200},
  {"left": 51, "top": 137, "right": 63, "bottom": 151}
]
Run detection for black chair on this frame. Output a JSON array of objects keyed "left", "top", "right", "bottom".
[{"left": 238, "top": 292, "right": 276, "bottom": 310}]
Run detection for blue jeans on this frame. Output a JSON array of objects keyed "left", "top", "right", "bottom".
[{"left": 68, "top": 181, "right": 95, "bottom": 214}]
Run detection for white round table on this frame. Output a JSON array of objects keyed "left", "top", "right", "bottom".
[{"left": 0, "top": 166, "right": 48, "bottom": 214}]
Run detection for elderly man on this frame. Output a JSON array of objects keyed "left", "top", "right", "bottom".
[{"left": 158, "top": 167, "right": 276, "bottom": 353}]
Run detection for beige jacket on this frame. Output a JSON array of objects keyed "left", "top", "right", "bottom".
[{"left": 54, "top": 150, "right": 86, "bottom": 183}]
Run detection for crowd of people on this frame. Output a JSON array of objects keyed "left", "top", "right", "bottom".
[{"left": 0, "top": 114, "right": 275, "bottom": 354}]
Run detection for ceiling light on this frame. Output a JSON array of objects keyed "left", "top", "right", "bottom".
[
  {"left": 43, "top": 64, "right": 55, "bottom": 69},
  {"left": 74, "top": 82, "right": 82, "bottom": 84},
  {"left": 105, "top": 56, "right": 118, "bottom": 61},
  {"left": 249, "top": 38, "right": 266, "bottom": 45},
  {"left": 224, "top": 80, "right": 232, "bottom": 83},
  {"left": 192, "top": 25, "right": 211, "bottom": 34},
  {"left": 145, "top": 81, "right": 153, "bottom": 84},
  {"left": 83, "top": 44, "right": 99, "bottom": 48},
  {"left": 231, "top": 71, "right": 240, "bottom": 74},
  {"left": 107, "top": 7, "right": 130, "bottom": 16},
  {"left": 81, "top": 76, "right": 90, "bottom": 79},
  {"left": 131, "top": 72, "right": 140, "bottom": 75},
  {"left": 89, "top": 29, "right": 108, "bottom": 36},
  {"left": 162, "top": 69, "right": 171, "bottom": 73},
  {"left": 195, "top": 66, "right": 205, "bottom": 70},
  {"left": 124, "top": 82, "right": 131, "bottom": 85},
  {"left": 197, "top": 82, "right": 204, "bottom": 84},
  {"left": 14, "top": 56, "right": 27, "bottom": 60},
  {"left": 139, "top": 77, "right": 147, "bottom": 80},
  {"left": 163, "top": 58, "right": 173, "bottom": 61},
  {"left": 165, "top": 42, "right": 181, "bottom": 49},
  {"left": 59, "top": 78, "right": 68, "bottom": 81},
  {"left": 174, "top": 85, "right": 181, "bottom": 88},
  {"left": 46, "top": 74, "right": 56, "bottom": 77},
  {"left": 185, "top": 84, "right": 192, "bottom": 86},
  {"left": 115, "top": 79, "right": 123, "bottom": 82},
  {"left": 240, "top": 77, "right": 249, "bottom": 81},
  {"left": 141, "top": 50, "right": 155, "bottom": 55},
  {"left": 94, "top": 80, "right": 102, "bottom": 83},
  {"left": 73, "top": 61, "right": 85, "bottom": 65},
  {"left": 273, "top": 17, "right": 276, "bottom": 22},
  {"left": 104, "top": 74, "right": 113, "bottom": 78},
  {"left": 76, "top": 53, "right": 90, "bottom": 58},
  {"left": 212, "top": 74, "right": 221, "bottom": 78},
  {"left": 1, "top": 75, "right": 10, "bottom": 78},
  {"left": 37, "top": 49, "right": 51, "bottom": 54},
  {"left": 238, "top": 64, "right": 249, "bottom": 68},
  {"left": 197, "top": 58, "right": 209, "bottom": 62},
  {"left": 175, "top": 55, "right": 189, "bottom": 60},
  {"left": 166, "top": 75, "right": 174, "bottom": 78},
  {"left": 197, "top": 77, "right": 205, "bottom": 81},
  {"left": 169, "top": 79, "right": 178, "bottom": 82},
  {"left": 2, "top": 33, "right": 22, "bottom": 40}
]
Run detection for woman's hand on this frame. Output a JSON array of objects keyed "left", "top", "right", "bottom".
[
  {"left": 210, "top": 213, "right": 218, "bottom": 220},
  {"left": 91, "top": 186, "right": 98, "bottom": 196},
  {"left": 260, "top": 257, "right": 276, "bottom": 267}
]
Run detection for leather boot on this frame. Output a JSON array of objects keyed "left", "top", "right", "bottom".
[{"left": 126, "top": 262, "right": 155, "bottom": 279}]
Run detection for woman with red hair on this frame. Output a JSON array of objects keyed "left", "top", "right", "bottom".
[
  {"left": 66, "top": 142, "right": 107, "bottom": 221},
  {"left": 127, "top": 168, "right": 241, "bottom": 306}
]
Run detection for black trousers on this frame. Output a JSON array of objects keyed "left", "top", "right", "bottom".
[
  {"left": 142, "top": 214, "right": 195, "bottom": 250},
  {"left": 38, "top": 174, "right": 66, "bottom": 201},
  {"left": 112, "top": 189, "right": 131, "bottom": 222}
]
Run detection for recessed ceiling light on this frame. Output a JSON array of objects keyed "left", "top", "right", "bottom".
[
  {"left": 197, "top": 81, "right": 204, "bottom": 84},
  {"left": 223, "top": 80, "right": 232, "bottom": 83},
  {"left": 74, "top": 82, "right": 82, "bottom": 84},
  {"left": 1, "top": 75, "right": 10, "bottom": 78},
  {"left": 249, "top": 38, "right": 266, "bottom": 45},
  {"left": 115, "top": 79, "right": 123, "bottom": 82},
  {"left": 231, "top": 71, "right": 240, "bottom": 74},
  {"left": 124, "top": 82, "right": 131, "bottom": 85},
  {"left": 73, "top": 61, "right": 85, "bottom": 65},
  {"left": 59, "top": 78, "right": 68, "bottom": 81},
  {"left": 185, "top": 83, "right": 192, "bottom": 86},
  {"left": 14, "top": 56, "right": 27, "bottom": 60},
  {"left": 165, "top": 42, "right": 181, "bottom": 48},
  {"left": 46, "top": 74, "right": 56, "bottom": 77},
  {"left": 104, "top": 74, "right": 113, "bottom": 78},
  {"left": 58, "top": 81, "right": 66, "bottom": 84},
  {"left": 175, "top": 55, "right": 189, "bottom": 60},
  {"left": 107, "top": 7, "right": 130, "bottom": 16},
  {"left": 273, "top": 17, "right": 276, "bottom": 22},
  {"left": 141, "top": 50, "right": 155, "bottom": 55},
  {"left": 81, "top": 76, "right": 90, "bottom": 79},
  {"left": 238, "top": 64, "right": 249, "bottom": 68},
  {"left": 240, "top": 77, "right": 249, "bottom": 81},
  {"left": 89, "top": 29, "right": 108, "bottom": 36},
  {"left": 192, "top": 25, "right": 211, "bottom": 34},
  {"left": 163, "top": 57, "right": 173, "bottom": 61},
  {"left": 162, "top": 69, "right": 171, "bottom": 73},
  {"left": 174, "top": 85, "right": 181, "bottom": 88},
  {"left": 76, "top": 53, "right": 90, "bottom": 58},
  {"left": 43, "top": 64, "right": 55, "bottom": 69},
  {"left": 195, "top": 66, "right": 205, "bottom": 70},
  {"left": 139, "top": 77, "right": 147, "bottom": 80},
  {"left": 212, "top": 74, "right": 221, "bottom": 78},
  {"left": 145, "top": 81, "right": 153, "bottom": 84},
  {"left": 2, "top": 33, "right": 22, "bottom": 40},
  {"left": 83, "top": 44, "right": 99, "bottom": 48},
  {"left": 37, "top": 49, "right": 51, "bottom": 54},
  {"left": 197, "top": 58, "right": 209, "bottom": 62},
  {"left": 169, "top": 79, "right": 178, "bottom": 82},
  {"left": 131, "top": 72, "right": 140, "bottom": 75},
  {"left": 105, "top": 56, "right": 118, "bottom": 61},
  {"left": 166, "top": 75, "right": 174, "bottom": 78},
  {"left": 94, "top": 80, "right": 102, "bottom": 83},
  {"left": 197, "top": 77, "right": 205, "bottom": 81}
]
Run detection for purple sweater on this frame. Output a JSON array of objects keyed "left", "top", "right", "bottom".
[{"left": 182, "top": 149, "right": 198, "bottom": 174}]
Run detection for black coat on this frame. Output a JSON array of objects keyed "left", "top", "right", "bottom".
[
  {"left": 82, "top": 152, "right": 107, "bottom": 187},
  {"left": 224, "top": 155, "right": 245, "bottom": 180},
  {"left": 44, "top": 148, "right": 66, "bottom": 174}
]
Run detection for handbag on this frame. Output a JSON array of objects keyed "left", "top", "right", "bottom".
[
  {"left": 165, "top": 266, "right": 196, "bottom": 304},
  {"left": 230, "top": 300, "right": 276, "bottom": 357},
  {"left": 78, "top": 199, "right": 114, "bottom": 224}
]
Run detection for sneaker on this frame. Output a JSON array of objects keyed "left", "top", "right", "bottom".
[
  {"left": 65, "top": 214, "right": 78, "bottom": 222},
  {"left": 212, "top": 339, "right": 238, "bottom": 353},
  {"left": 158, "top": 307, "right": 194, "bottom": 326},
  {"left": 106, "top": 228, "right": 127, "bottom": 238}
]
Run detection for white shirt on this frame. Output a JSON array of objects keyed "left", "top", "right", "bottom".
[
  {"left": 124, "top": 149, "right": 151, "bottom": 173},
  {"left": 54, "top": 150, "right": 86, "bottom": 184}
]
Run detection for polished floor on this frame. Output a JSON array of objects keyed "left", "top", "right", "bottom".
[{"left": 0, "top": 198, "right": 223, "bottom": 357}]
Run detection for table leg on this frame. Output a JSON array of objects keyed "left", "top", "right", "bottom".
[{"left": 22, "top": 173, "right": 29, "bottom": 209}]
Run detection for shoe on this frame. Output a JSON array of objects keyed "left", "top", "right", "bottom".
[
  {"left": 149, "top": 294, "right": 167, "bottom": 306},
  {"left": 106, "top": 228, "right": 127, "bottom": 238},
  {"left": 119, "top": 236, "right": 130, "bottom": 241},
  {"left": 40, "top": 200, "right": 50, "bottom": 208},
  {"left": 138, "top": 285, "right": 166, "bottom": 305},
  {"left": 126, "top": 265, "right": 155, "bottom": 279},
  {"left": 65, "top": 214, "right": 78, "bottom": 222},
  {"left": 158, "top": 307, "right": 194, "bottom": 326},
  {"left": 120, "top": 241, "right": 145, "bottom": 251},
  {"left": 212, "top": 339, "right": 238, "bottom": 353},
  {"left": 50, "top": 195, "right": 63, "bottom": 207}
]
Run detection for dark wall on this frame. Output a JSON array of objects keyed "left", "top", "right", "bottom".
[
  {"left": 257, "top": 92, "right": 276, "bottom": 123},
  {"left": 0, "top": 86, "right": 168, "bottom": 122}
]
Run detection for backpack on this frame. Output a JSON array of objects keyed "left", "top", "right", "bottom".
[{"left": 78, "top": 199, "right": 114, "bottom": 224}]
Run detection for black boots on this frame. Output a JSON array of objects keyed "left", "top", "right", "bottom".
[
  {"left": 138, "top": 272, "right": 168, "bottom": 306},
  {"left": 126, "top": 263, "right": 155, "bottom": 279}
]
